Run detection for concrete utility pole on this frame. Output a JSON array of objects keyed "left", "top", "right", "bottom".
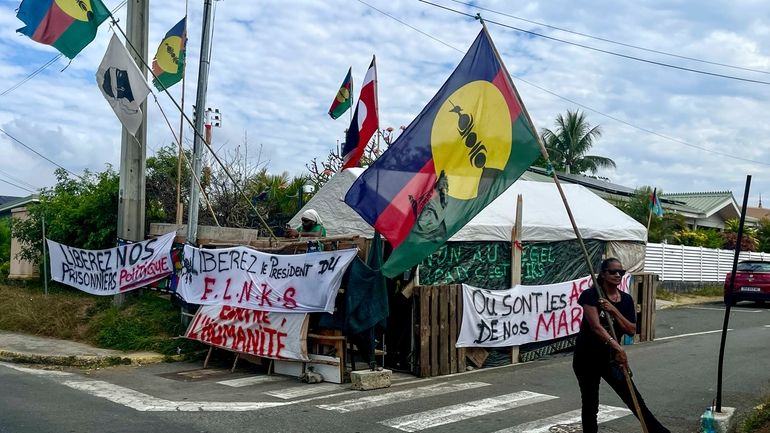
[
  {"left": 115, "top": 0, "right": 149, "bottom": 306},
  {"left": 187, "top": 0, "right": 216, "bottom": 245}
]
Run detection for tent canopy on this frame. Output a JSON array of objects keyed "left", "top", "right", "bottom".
[{"left": 290, "top": 169, "right": 647, "bottom": 243}]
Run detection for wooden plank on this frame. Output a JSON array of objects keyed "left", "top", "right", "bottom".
[
  {"left": 439, "top": 286, "right": 449, "bottom": 376},
  {"left": 448, "top": 285, "right": 457, "bottom": 374},
  {"left": 419, "top": 287, "right": 430, "bottom": 378},
  {"left": 430, "top": 286, "right": 439, "bottom": 377},
  {"left": 457, "top": 285, "right": 466, "bottom": 372},
  {"left": 465, "top": 347, "right": 488, "bottom": 368}
]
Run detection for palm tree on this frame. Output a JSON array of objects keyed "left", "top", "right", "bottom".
[{"left": 540, "top": 110, "right": 616, "bottom": 175}]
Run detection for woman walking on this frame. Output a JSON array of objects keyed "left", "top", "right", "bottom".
[{"left": 573, "top": 258, "right": 670, "bottom": 433}]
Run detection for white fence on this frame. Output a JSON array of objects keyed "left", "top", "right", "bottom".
[{"left": 644, "top": 243, "right": 770, "bottom": 282}]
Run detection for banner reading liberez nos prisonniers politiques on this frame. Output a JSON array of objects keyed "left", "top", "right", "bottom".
[
  {"left": 177, "top": 245, "right": 358, "bottom": 314},
  {"left": 457, "top": 274, "right": 631, "bottom": 348},
  {"left": 47, "top": 232, "right": 176, "bottom": 295}
]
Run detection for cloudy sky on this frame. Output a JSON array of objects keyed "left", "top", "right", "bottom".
[{"left": 2, "top": 0, "right": 770, "bottom": 207}]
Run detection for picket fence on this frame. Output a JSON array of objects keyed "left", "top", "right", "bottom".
[{"left": 644, "top": 243, "right": 770, "bottom": 282}]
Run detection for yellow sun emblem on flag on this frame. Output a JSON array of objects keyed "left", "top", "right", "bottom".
[
  {"left": 336, "top": 87, "right": 350, "bottom": 103},
  {"left": 56, "top": 0, "right": 94, "bottom": 22},
  {"left": 155, "top": 36, "right": 183, "bottom": 73},
  {"left": 430, "top": 81, "right": 512, "bottom": 200}
]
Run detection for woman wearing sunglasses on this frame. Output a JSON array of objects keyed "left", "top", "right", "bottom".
[{"left": 573, "top": 258, "right": 670, "bottom": 433}]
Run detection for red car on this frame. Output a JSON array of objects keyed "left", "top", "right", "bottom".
[{"left": 724, "top": 260, "right": 770, "bottom": 305}]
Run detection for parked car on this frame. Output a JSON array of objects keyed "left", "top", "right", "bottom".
[{"left": 724, "top": 260, "right": 770, "bottom": 305}]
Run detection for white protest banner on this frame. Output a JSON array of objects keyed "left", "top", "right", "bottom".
[
  {"left": 457, "top": 274, "right": 631, "bottom": 347},
  {"left": 47, "top": 232, "right": 175, "bottom": 295},
  {"left": 185, "top": 305, "right": 309, "bottom": 361},
  {"left": 177, "top": 245, "right": 358, "bottom": 313}
]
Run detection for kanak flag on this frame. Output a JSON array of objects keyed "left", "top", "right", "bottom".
[
  {"left": 345, "top": 29, "right": 541, "bottom": 277},
  {"left": 343, "top": 57, "right": 378, "bottom": 169}
]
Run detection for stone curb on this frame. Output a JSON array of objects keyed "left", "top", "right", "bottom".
[{"left": 0, "top": 350, "right": 173, "bottom": 368}]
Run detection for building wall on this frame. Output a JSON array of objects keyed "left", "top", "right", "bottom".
[{"left": 9, "top": 207, "right": 38, "bottom": 280}]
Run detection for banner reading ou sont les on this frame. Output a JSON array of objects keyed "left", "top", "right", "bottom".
[
  {"left": 457, "top": 274, "right": 631, "bottom": 348},
  {"left": 177, "top": 246, "right": 358, "bottom": 313},
  {"left": 185, "top": 305, "right": 308, "bottom": 361},
  {"left": 47, "top": 232, "right": 175, "bottom": 295}
]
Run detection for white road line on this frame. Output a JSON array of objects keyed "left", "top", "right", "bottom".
[
  {"left": 216, "top": 375, "right": 284, "bottom": 387},
  {"left": 685, "top": 306, "right": 762, "bottom": 313},
  {"left": 763, "top": 325, "right": 770, "bottom": 328},
  {"left": 379, "top": 391, "right": 558, "bottom": 432},
  {"left": 656, "top": 329, "right": 730, "bottom": 341},
  {"left": 0, "top": 362, "right": 74, "bottom": 377},
  {"left": 264, "top": 382, "right": 347, "bottom": 400},
  {"left": 317, "top": 381, "right": 490, "bottom": 413},
  {"left": 63, "top": 380, "right": 290, "bottom": 411},
  {"left": 493, "top": 405, "right": 631, "bottom": 433}
]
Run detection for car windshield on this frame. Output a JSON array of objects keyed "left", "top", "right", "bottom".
[{"left": 737, "top": 262, "right": 770, "bottom": 272}]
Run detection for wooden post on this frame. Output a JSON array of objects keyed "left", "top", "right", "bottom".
[{"left": 510, "top": 194, "right": 523, "bottom": 364}]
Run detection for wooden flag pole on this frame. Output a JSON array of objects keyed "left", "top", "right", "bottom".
[
  {"left": 175, "top": 7, "right": 189, "bottom": 226},
  {"left": 645, "top": 188, "right": 655, "bottom": 241},
  {"left": 477, "top": 15, "right": 648, "bottom": 433},
  {"left": 510, "top": 194, "right": 523, "bottom": 364}
]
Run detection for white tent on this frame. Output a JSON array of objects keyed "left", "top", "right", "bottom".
[{"left": 290, "top": 169, "right": 647, "bottom": 243}]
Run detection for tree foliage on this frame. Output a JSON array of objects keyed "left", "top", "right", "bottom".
[
  {"left": 145, "top": 144, "right": 193, "bottom": 224},
  {"left": 617, "top": 186, "right": 685, "bottom": 243},
  {"left": 539, "top": 110, "right": 616, "bottom": 175},
  {"left": 14, "top": 168, "right": 119, "bottom": 265}
]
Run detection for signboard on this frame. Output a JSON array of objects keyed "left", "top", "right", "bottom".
[
  {"left": 177, "top": 246, "right": 358, "bottom": 313},
  {"left": 185, "top": 305, "right": 308, "bottom": 361},
  {"left": 47, "top": 232, "right": 175, "bottom": 295},
  {"left": 457, "top": 274, "right": 631, "bottom": 347}
]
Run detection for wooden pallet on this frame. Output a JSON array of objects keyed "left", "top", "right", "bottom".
[
  {"left": 413, "top": 285, "right": 465, "bottom": 377},
  {"left": 631, "top": 272, "right": 657, "bottom": 342}
]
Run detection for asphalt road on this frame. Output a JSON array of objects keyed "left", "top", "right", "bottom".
[{"left": 1, "top": 300, "right": 769, "bottom": 433}]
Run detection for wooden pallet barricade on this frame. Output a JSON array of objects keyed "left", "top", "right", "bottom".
[{"left": 413, "top": 285, "right": 465, "bottom": 377}]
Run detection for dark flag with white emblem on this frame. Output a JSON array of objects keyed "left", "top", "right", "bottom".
[
  {"left": 343, "top": 56, "right": 378, "bottom": 169},
  {"left": 96, "top": 33, "right": 151, "bottom": 136}
]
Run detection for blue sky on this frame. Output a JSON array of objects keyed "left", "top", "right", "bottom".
[{"left": 2, "top": 0, "right": 770, "bottom": 207}]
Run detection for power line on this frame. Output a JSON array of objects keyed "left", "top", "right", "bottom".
[
  {"left": 0, "top": 176, "right": 35, "bottom": 194},
  {"left": 418, "top": 0, "right": 770, "bottom": 86},
  {"left": 0, "top": 0, "right": 128, "bottom": 98},
  {"left": 0, "top": 167, "right": 39, "bottom": 191},
  {"left": 448, "top": 0, "right": 770, "bottom": 77},
  {"left": 356, "top": 0, "right": 770, "bottom": 168},
  {"left": 0, "top": 127, "right": 84, "bottom": 179}
]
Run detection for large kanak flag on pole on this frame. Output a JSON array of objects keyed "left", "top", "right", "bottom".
[
  {"left": 343, "top": 57, "right": 378, "bottom": 169},
  {"left": 345, "top": 28, "right": 542, "bottom": 278},
  {"left": 96, "top": 33, "right": 151, "bottom": 136}
]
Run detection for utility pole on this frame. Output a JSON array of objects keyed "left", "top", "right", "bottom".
[
  {"left": 115, "top": 0, "right": 149, "bottom": 306},
  {"left": 187, "top": 0, "right": 215, "bottom": 245}
]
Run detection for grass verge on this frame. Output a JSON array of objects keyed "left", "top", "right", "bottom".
[
  {"left": 656, "top": 285, "right": 723, "bottom": 301},
  {"left": 742, "top": 397, "right": 770, "bottom": 433},
  {"left": 0, "top": 282, "right": 202, "bottom": 356}
]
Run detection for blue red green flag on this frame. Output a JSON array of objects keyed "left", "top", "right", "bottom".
[
  {"left": 650, "top": 188, "right": 664, "bottom": 217},
  {"left": 152, "top": 17, "right": 187, "bottom": 91},
  {"left": 16, "top": 0, "right": 110, "bottom": 59},
  {"left": 345, "top": 28, "right": 542, "bottom": 278},
  {"left": 329, "top": 67, "right": 353, "bottom": 120}
]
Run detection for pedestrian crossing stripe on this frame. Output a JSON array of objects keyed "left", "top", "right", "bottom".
[{"left": 492, "top": 404, "right": 632, "bottom": 433}]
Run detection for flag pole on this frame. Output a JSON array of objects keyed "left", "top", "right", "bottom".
[
  {"left": 477, "top": 15, "right": 648, "bottom": 433},
  {"left": 175, "top": 7, "right": 189, "bottom": 226},
  {"left": 646, "top": 188, "right": 655, "bottom": 241}
]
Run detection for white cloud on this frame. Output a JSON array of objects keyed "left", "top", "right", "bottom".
[{"left": 1, "top": 0, "right": 770, "bottom": 209}]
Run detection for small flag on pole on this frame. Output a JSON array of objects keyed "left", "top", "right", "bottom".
[
  {"left": 328, "top": 67, "right": 353, "bottom": 119},
  {"left": 152, "top": 17, "right": 187, "bottom": 91},
  {"left": 16, "top": 0, "right": 110, "bottom": 59},
  {"left": 345, "top": 29, "right": 541, "bottom": 277},
  {"left": 343, "top": 57, "right": 378, "bottom": 169},
  {"left": 96, "top": 33, "right": 151, "bottom": 136},
  {"left": 650, "top": 188, "right": 664, "bottom": 217}
]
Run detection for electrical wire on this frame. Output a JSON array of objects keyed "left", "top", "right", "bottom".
[
  {"left": 0, "top": 167, "right": 39, "bottom": 191},
  {"left": 0, "top": 127, "right": 84, "bottom": 178},
  {"left": 356, "top": 0, "right": 770, "bottom": 167},
  {"left": 448, "top": 0, "right": 770, "bottom": 77},
  {"left": 418, "top": 0, "right": 770, "bottom": 86},
  {"left": 0, "top": 176, "right": 35, "bottom": 194}
]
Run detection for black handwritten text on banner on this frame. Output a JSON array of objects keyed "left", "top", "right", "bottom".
[
  {"left": 177, "top": 246, "right": 358, "bottom": 313},
  {"left": 47, "top": 232, "right": 175, "bottom": 295},
  {"left": 185, "top": 305, "right": 308, "bottom": 360},
  {"left": 456, "top": 274, "right": 631, "bottom": 347}
]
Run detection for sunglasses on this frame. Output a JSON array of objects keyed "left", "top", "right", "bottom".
[{"left": 605, "top": 269, "right": 626, "bottom": 276}]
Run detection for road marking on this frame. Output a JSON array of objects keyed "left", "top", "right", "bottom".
[
  {"left": 656, "top": 329, "right": 731, "bottom": 341},
  {"left": 216, "top": 375, "right": 284, "bottom": 387},
  {"left": 63, "top": 380, "right": 290, "bottom": 411},
  {"left": 0, "top": 362, "right": 74, "bottom": 377},
  {"left": 264, "top": 382, "right": 347, "bottom": 400},
  {"left": 493, "top": 404, "right": 632, "bottom": 433},
  {"left": 685, "top": 306, "right": 763, "bottom": 313},
  {"left": 763, "top": 325, "right": 770, "bottom": 328},
  {"left": 317, "top": 381, "right": 490, "bottom": 413},
  {"left": 379, "top": 390, "right": 557, "bottom": 432}
]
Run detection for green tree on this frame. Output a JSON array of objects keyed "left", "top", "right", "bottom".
[
  {"left": 757, "top": 217, "right": 770, "bottom": 252},
  {"left": 722, "top": 218, "right": 758, "bottom": 251},
  {"left": 13, "top": 168, "right": 119, "bottom": 266},
  {"left": 540, "top": 110, "right": 615, "bottom": 175},
  {"left": 618, "top": 186, "right": 685, "bottom": 243},
  {"left": 145, "top": 144, "right": 193, "bottom": 224},
  {"left": 0, "top": 217, "right": 10, "bottom": 280}
]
